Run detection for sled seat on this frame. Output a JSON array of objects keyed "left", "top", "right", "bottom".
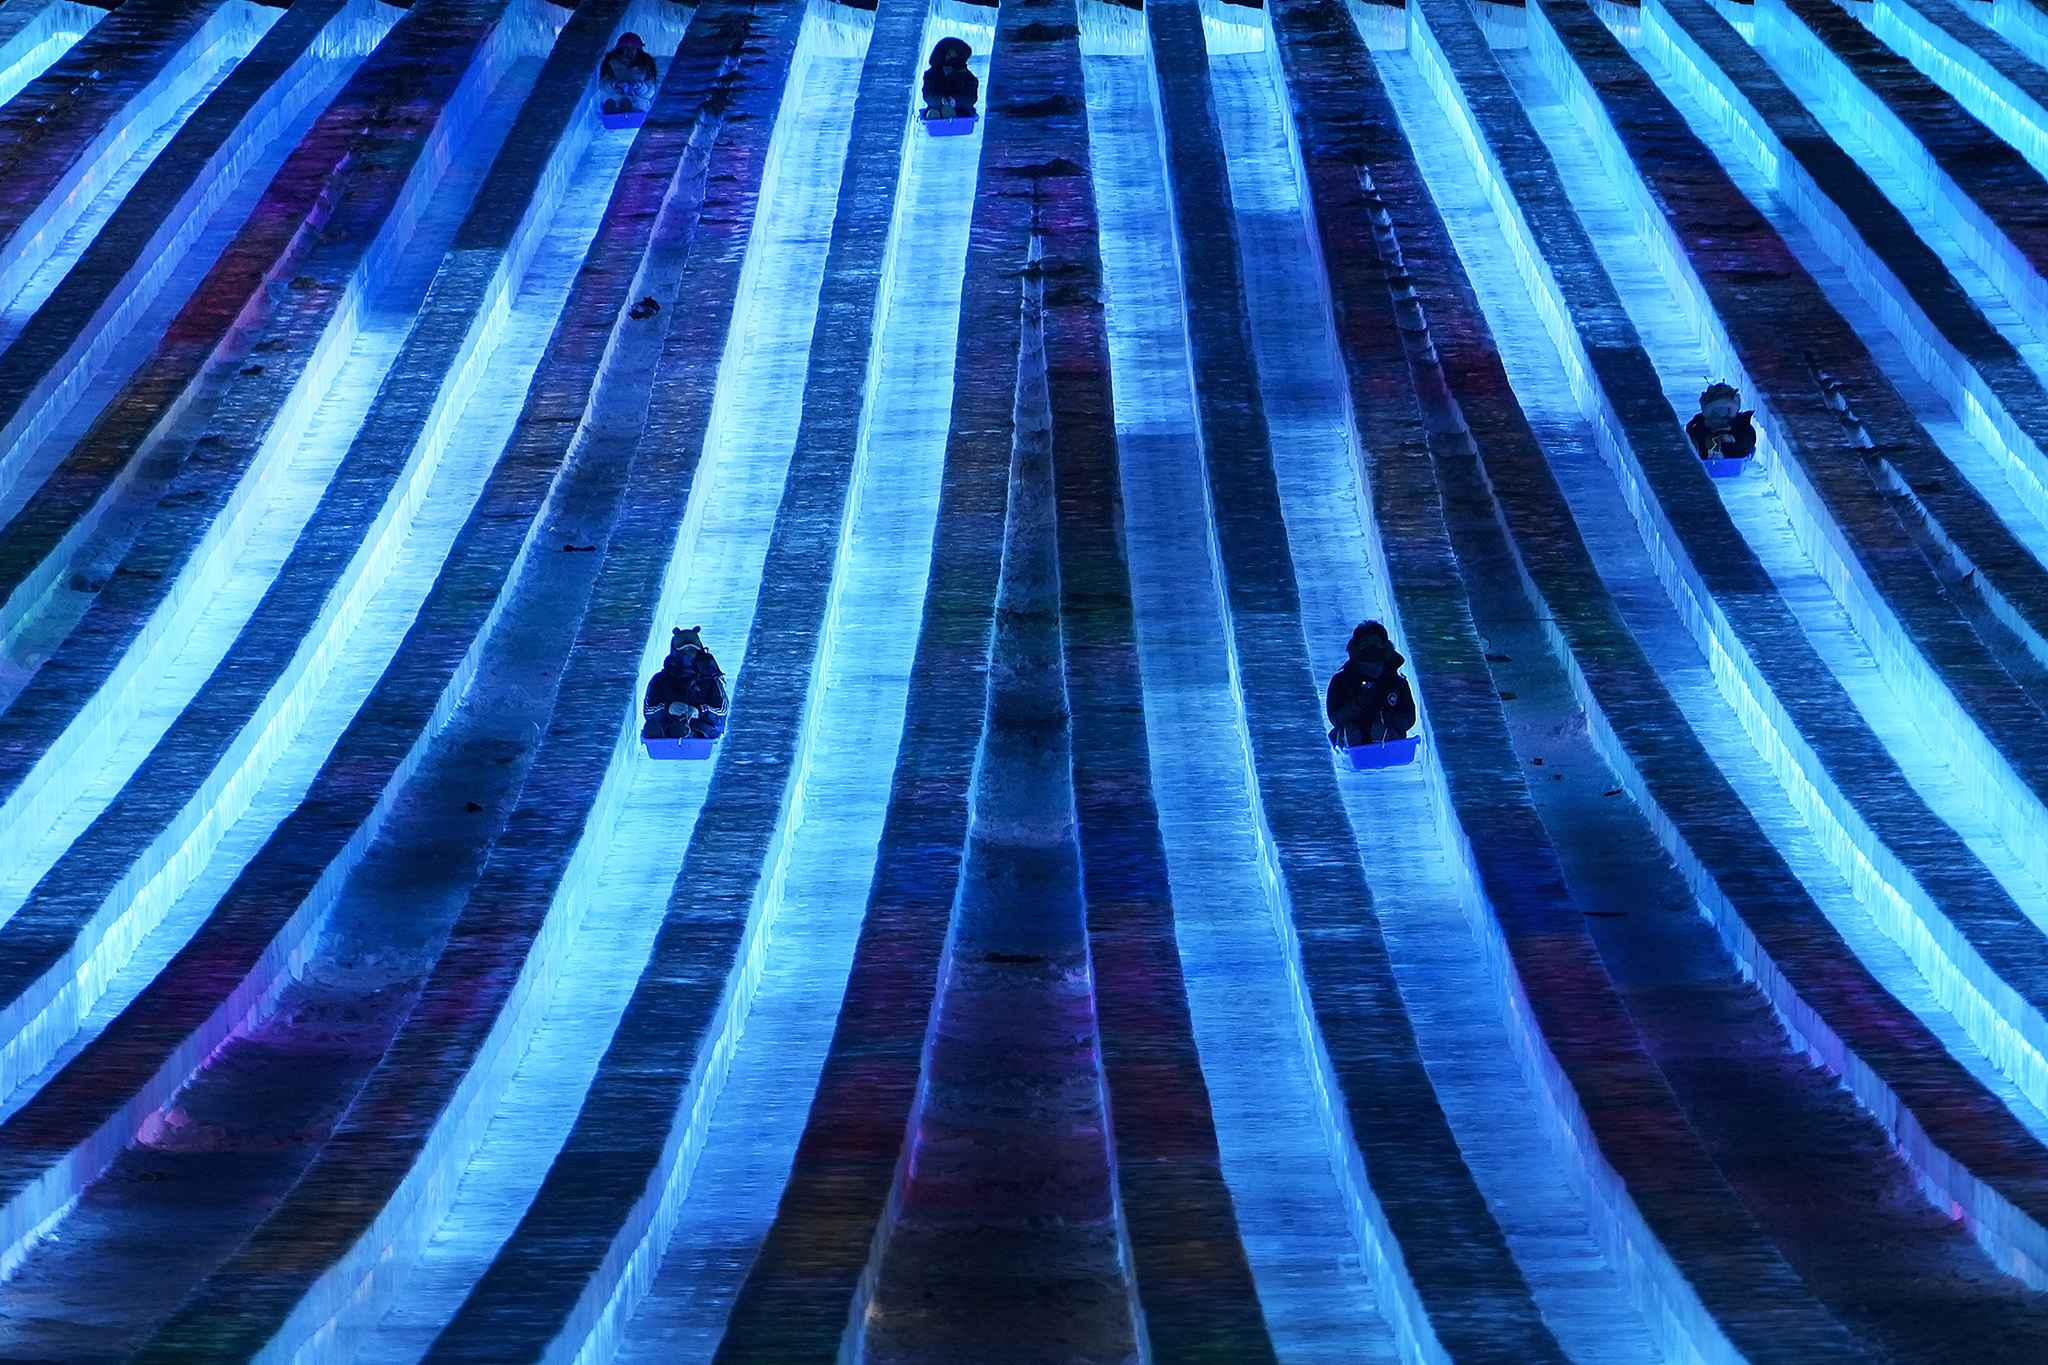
[
  {"left": 1338, "top": 736, "right": 1419, "bottom": 770},
  {"left": 1703, "top": 454, "right": 1751, "bottom": 480},
  {"left": 923, "top": 115, "right": 976, "bottom": 136},
  {"left": 643, "top": 737, "right": 714, "bottom": 760},
  {"left": 602, "top": 109, "right": 646, "bottom": 130}
]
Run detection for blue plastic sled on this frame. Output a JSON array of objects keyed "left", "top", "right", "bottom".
[
  {"left": 1339, "top": 736, "right": 1420, "bottom": 770},
  {"left": 602, "top": 109, "right": 646, "bottom": 131},
  {"left": 643, "top": 737, "right": 714, "bottom": 760},
  {"left": 923, "top": 115, "right": 977, "bottom": 136},
  {"left": 1703, "top": 454, "right": 1751, "bottom": 480}
]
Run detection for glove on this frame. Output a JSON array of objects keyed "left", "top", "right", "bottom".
[{"left": 668, "top": 702, "right": 690, "bottom": 716}]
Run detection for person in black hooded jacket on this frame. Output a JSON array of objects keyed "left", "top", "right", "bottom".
[
  {"left": 1327, "top": 620, "right": 1417, "bottom": 747},
  {"left": 643, "top": 627, "right": 728, "bottom": 740},
  {"left": 921, "top": 37, "right": 977, "bottom": 120}
]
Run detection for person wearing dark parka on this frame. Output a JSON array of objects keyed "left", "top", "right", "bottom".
[
  {"left": 1327, "top": 620, "right": 1417, "bottom": 748},
  {"left": 921, "top": 37, "right": 978, "bottom": 119},
  {"left": 643, "top": 627, "right": 728, "bottom": 740}
]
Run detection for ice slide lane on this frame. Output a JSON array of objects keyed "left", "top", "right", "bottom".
[
  {"left": 392, "top": 10, "right": 869, "bottom": 1361},
  {"left": 1865, "top": 0, "right": 2048, "bottom": 184},
  {"left": 1758, "top": 0, "right": 2048, "bottom": 426},
  {"left": 0, "top": 0, "right": 537, "bottom": 858},
  {"left": 604, "top": 9, "right": 982, "bottom": 1359},
  {"left": 1187, "top": 15, "right": 1669, "bottom": 1363},
  {"left": 0, "top": 0, "right": 607, "bottom": 1119},
  {"left": 1271, "top": 5, "right": 1860, "bottom": 1364},
  {"left": 0, "top": 0, "right": 637, "bottom": 1299},
  {"left": 1165, "top": 0, "right": 1567, "bottom": 1357},
  {"left": 1644, "top": 0, "right": 2048, "bottom": 546},
  {"left": 0, "top": 0, "right": 728, "bottom": 1296},
  {"left": 111, "top": 7, "right": 803, "bottom": 1359},
  {"left": 857, "top": 218, "right": 1142, "bottom": 1365},
  {"left": 0, "top": 0, "right": 270, "bottom": 317},
  {"left": 0, "top": 0, "right": 394, "bottom": 536},
  {"left": 1534, "top": 0, "right": 2048, "bottom": 891},
  {"left": 698, "top": 3, "right": 1087, "bottom": 1357},
  {"left": 1403, "top": 0, "right": 2048, "bottom": 1304},
  {"left": 1061, "top": 3, "right": 1286, "bottom": 1357}
]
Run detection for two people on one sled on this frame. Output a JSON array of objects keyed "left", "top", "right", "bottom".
[
  {"left": 602, "top": 32, "right": 657, "bottom": 116},
  {"left": 922, "top": 38, "right": 978, "bottom": 121},
  {"left": 643, "top": 627, "right": 727, "bottom": 740},
  {"left": 1327, "top": 621, "right": 1416, "bottom": 749}
]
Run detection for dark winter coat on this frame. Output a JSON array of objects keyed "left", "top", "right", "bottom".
[
  {"left": 602, "top": 45, "right": 657, "bottom": 89},
  {"left": 1327, "top": 625, "right": 1417, "bottom": 747},
  {"left": 1686, "top": 410, "right": 1757, "bottom": 460},
  {"left": 922, "top": 38, "right": 978, "bottom": 118},
  {"left": 643, "top": 635, "right": 727, "bottom": 739}
]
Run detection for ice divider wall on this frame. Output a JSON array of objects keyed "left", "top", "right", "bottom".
[
  {"left": 0, "top": 0, "right": 106, "bottom": 112},
  {"left": 413, "top": 8, "right": 875, "bottom": 1361},
  {"left": 108, "top": 12, "right": 805, "bottom": 1360},
  {"left": 1521, "top": 0, "right": 2048, "bottom": 1094},
  {"left": 1422, "top": 0, "right": 2048, "bottom": 1115},
  {"left": 1528, "top": 0, "right": 2048, "bottom": 913},
  {"left": 1871, "top": 0, "right": 2048, "bottom": 180},
  {"left": 0, "top": 0, "right": 616, "bottom": 1135}
]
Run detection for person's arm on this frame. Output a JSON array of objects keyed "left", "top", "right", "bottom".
[
  {"left": 1327, "top": 672, "right": 1365, "bottom": 728},
  {"left": 1729, "top": 413, "right": 1758, "bottom": 458},
  {"left": 1390, "top": 676, "right": 1417, "bottom": 734}
]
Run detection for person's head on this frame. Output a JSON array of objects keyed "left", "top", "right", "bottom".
[
  {"left": 667, "top": 626, "right": 704, "bottom": 666},
  {"left": 930, "top": 37, "right": 971, "bottom": 71},
  {"left": 1699, "top": 382, "right": 1741, "bottom": 422},
  {"left": 1347, "top": 620, "right": 1396, "bottom": 675},
  {"left": 616, "top": 31, "right": 643, "bottom": 52}
]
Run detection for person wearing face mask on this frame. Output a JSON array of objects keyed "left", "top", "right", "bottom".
[
  {"left": 642, "top": 627, "right": 727, "bottom": 740},
  {"left": 1327, "top": 620, "right": 1417, "bottom": 749},
  {"left": 921, "top": 37, "right": 978, "bottom": 120},
  {"left": 1686, "top": 382, "right": 1757, "bottom": 461}
]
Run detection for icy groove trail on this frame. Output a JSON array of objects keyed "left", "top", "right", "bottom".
[
  {"left": 0, "top": 8, "right": 259, "bottom": 344},
  {"left": 0, "top": 18, "right": 653, "bottom": 1351},
  {"left": 1637, "top": 0, "right": 2048, "bottom": 555},
  {"left": 1396, "top": 0, "right": 2048, "bottom": 1319},
  {"left": 0, "top": 0, "right": 102, "bottom": 109},
  {"left": 0, "top": 0, "right": 546, "bottom": 909},
  {"left": 1181, "top": 15, "right": 1667, "bottom": 1363},
  {"left": 610, "top": 8, "right": 982, "bottom": 1360},
  {"left": 0, "top": 144, "right": 636, "bottom": 1365},
  {"left": 379, "top": 19, "right": 866, "bottom": 1363},
  {"left": 1382, "top": 8, "right": 2048, "bottom": 1205},
  {"left": 1083, "top": 16, "right": 1408, "bottom": 1361}
]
